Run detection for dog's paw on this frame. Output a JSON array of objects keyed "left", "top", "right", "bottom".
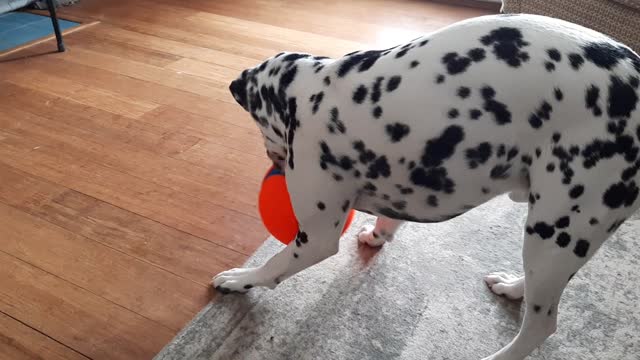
[
  {"left": 357, "top": 225, "right": 386, "bottom": 247},
  {"left": 212, "top": 267, "right": 263, "bottom": 294},
  {"left": 484, "top": 272, "right": 525, "bottom": 300}
]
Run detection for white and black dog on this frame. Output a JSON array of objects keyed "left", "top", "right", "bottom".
[{"left": 213, "top": 14, "right": 640, "bottom": 360}]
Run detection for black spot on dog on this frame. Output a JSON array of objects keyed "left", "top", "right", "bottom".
[
  {"left": 607, "top": 75, "right": 638, "bottom": 118},
  {"left": 353, "top": 85, "right": 368, "bottom": 104},
  {"left": 568, "top": 53, "right": 584, "bottom": 70},
  {"left": 333, "top": 173, "right": 343, "bottom": 181},
  {"left": 585, "top": 85, "right": 602, "bottom": 116},
  {"left": 470, "top": 109, "right": 483, "bottom": 120},
  {"left": 583, "top": 42, "right": 629, "bottom": 69},
  {"left": 546, "top": 163, "right": 555, "bottom": 172},
  {"left": 410, "top": 60, "right": 420, "bottom": 68},
  {"left": 532, "top": 222, "right": 555, "bottom": 239},
  {"left": 298, "top": 231, "right": 308, "bottom": 244},
  {"left": 490, "top": 164, "right": 512, "bottom": 179},
  {"left": 396, "top": 47, "right": 411, "bottom": 58},
  {"left": 554, "top": 88, "right": 564, "bottom": 101},
  {"left": 422, "top": 125, "right": 465, "bottom": 167},
  {"left": 371, "top": 76, "right": 384, "bottom": 103},
  {"left": 286, "top": 98, "right": 300, "bottom": 169},
  {"left": 410, "top": 167, "right": 455, "bottom": 193},
  {"left": 507, "top": 147, "right": 519, "bottom": 161},
  {"left": 521, "top": 154, "right": 533, "bottom": 166},
  {"left": 497, "top": 144, "right": 506, "bottom": 158},
  {"left": 545, "top": 62, "right": 556, "bottom": 72},
  {"left": 436, "top": 74, "right": 445, "bottom": 84},
  {"left": 547, "top": 48, "right": 562, "bottom": 62},
  {"left": 353, "top": 140, "right": 377, "bottom": 164},
  {"left": 458, "top": 86, "right": 471, "bottom": 99},
  {"left": 533, "top": 305, "right": 542, "bottom": 313},
  {"left": 367, "top": 156, "right": 391, "bottom": 179},
  {"left": 574, "top": 239, "right": 590, "bottom": 258},
  {"left": 608, "top": 119, "right": 627, "bottom": 135},
  {"left": 589, "top": 217, "right": 599, "bottom": 225},
  {"left": 528, "top": 114, "right": 542, "bottom": 129},
  {"left": 279, "top": 65, "right": 298, "bottom": 90},
  {"left": 448, "top": 108, "right": 459, "bottom": 119},
  {"left": 529, "top": 193, "right": 536, "bottom": 205},
  {"left": 481, "top": 86, "right": 512, "bottom": 125},
  {"left": 582, "top": 134, "right": 638, "bottom": 169},
  {"left": 482, "top": 187, "right": 490, "bottom": 194},
  {"left": 552, "top": 133, "right": 561, "bottom": 143},
  {"left": 320, "top": 141, "right": 356, "bottom": 171},
  {"left": 419, "top": 39, "right": 429, "bottom": 47},
  {"left": 386, "top": 123, "right": 411, "bottom": 143},
  {"left": 338, "top": 50, "right": 386, "bottom": 77},
  {"left": 621, "top": 160, "right": 640, "bottom": 181},
  {"left": 310, "top": 91, "right": 324, "bottom": 114},
  {"left": 317, "top": 202, "right": 326, "bottom": 210},
  {"left": 466, "top": 142, "right": 493, "bottom": 169},
  {"left": 373, "top": 106, "right": 383, "bottom": 119},
  {"left": 468, "top": 48, "right": 486, "bottom": 62},
  {"left": 392, "top": 200, "right": 407, "bottom": 210},
  {"left": 387, "top": 76, "right": 402, "bottom": 92},
  {"left": 427, "top": 195, "right": 439, "bottom": 207},
  {"left": 364, "top": 182, "right": 377, "bottom": 193},
  {"left": 244, "top": 284, "right": 253, "bottom": 289},
  {"left": 480, "top": 27, "right": 530, "bottom": 67},
  {"left": 282, "top": 53, "right": 310, "bottom": 62},
  {"left": 442, "top": 52, "right": 471, "bottom": 75},
  {"left": 324, "top": 76, "right": 331, "bottom": 86},
  {"left": 342, "top": 200, "right": 350, "bottom": 212},
  {"left": 603, "top": 181, "right": 639, "bottom": 208},
  {"left": 328, "top": 107, "right": 346, "bottom": 134},
  {"left": 555, "top": 216, "right": 570, "bottom": 229}
]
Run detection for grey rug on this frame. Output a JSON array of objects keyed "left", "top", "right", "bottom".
[{"left": 155, "top": 196, "right": 639, "bottom": 360}]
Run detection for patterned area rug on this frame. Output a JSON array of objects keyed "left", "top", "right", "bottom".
[{"left": 155, "top": 195, "right": 639, "bottom": 360}]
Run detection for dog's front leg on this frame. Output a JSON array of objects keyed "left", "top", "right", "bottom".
[{"left": 213, "top": 190, "right": 353, "bottom": 293}]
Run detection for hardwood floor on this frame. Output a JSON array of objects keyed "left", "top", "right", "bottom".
[{"left": 0, "top": 1, "right": 492, "bottom": 358}]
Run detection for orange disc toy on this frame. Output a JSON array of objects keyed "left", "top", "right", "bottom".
[{"left": 258, "top": 166, "right": 355, "bottom": 244}]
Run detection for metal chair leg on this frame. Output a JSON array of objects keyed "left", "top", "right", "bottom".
[{"left": 45, "top": 0, "right": 65, "bottom": 52}]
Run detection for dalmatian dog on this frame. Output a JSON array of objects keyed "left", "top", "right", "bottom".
[{"left": 213, "top": 13, "right": 640, "bottom": 360}]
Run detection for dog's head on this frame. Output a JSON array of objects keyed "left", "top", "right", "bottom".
[{"left": 229, "top": 52, "right": 313, "bottom": 170}]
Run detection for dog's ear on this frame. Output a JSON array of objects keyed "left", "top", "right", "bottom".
[{"left": 229, "top": 76, "right": 248, "bottom": 110}]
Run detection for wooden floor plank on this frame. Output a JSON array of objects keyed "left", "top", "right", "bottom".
[
  {"left": 2, "top": 69, "right": 158, "bottom": 119},
  {"left": 140, "top": 106, "right": 265, "bottom": 157},
  {"left": 0, "top": 312, "right": 89, "bottom": 360},
  {"left": 0, "top": 118, "right": 266, "bottom": 254},
  {"left": 62, "top": 32, "right": 183, "bottom": 67},
  {"left": 0, "top": 252, "right": 174, "bottom": 359},
  {"left": 0, "top": 90, "right": 264, "bottom": 218},
  {"left": 0, "top": 202, "right": 209, "bottom": 331},
  {"left": 1, "top": 81, "right": 203, "bottom": 157},
  {"left": 0, "top": 163, "right": 246, "bottom": 285}
]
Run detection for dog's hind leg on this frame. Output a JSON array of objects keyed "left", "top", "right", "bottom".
[
  {"left": 358, "top": 217, "right": 404, "bottom": 247},
  {"left": 482, "top": 149, "right": 639, "bottom": 360}
]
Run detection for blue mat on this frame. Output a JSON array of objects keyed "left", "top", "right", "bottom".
[{"left": 0, "top": 12, "right": 79, "bottom": 52}]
